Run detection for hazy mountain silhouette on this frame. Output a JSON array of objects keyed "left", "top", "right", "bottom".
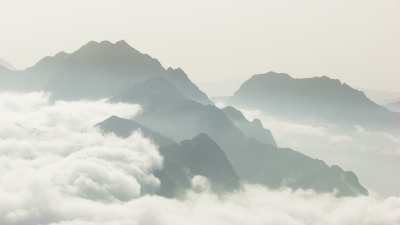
[
  {"left": 0, "top": 42, "right": 369, "bottom": 196},
  {"left": 97, "top": 116, "right": 239, "bottom": 197},
  {"left": 230, "top": 71, "right": 400, "bottom": 130},
  {"left": 0, "top": 41, "right": 212, "bottom": 104},
  {"left": 159, "top": 133, "right": 240, "bottom": 196},
  {"left": 222, "top": 106, "right": 276, "bottom": 146},
  {"left": 112, "top": 79, "right": 368, "bottom": 196},
  {"left": 96, "top": 115, "right": 175, "bottom": 147}
]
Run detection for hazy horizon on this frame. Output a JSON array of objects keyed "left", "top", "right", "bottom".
[{"left": 1, "top": 0, "right": 399, "bottom": 96}]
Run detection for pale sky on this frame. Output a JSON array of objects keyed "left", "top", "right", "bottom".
[{"left": 0, "top": 0, "right": 399, "bottom": 96}]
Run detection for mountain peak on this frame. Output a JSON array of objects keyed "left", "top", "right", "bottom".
[
  {"left": 115, "top": 40, "right": 130, "bottom": 47},
  {"left": 191, "top": 133, "right": 215, "bottom": 143},
  {"left": 32, "top": 40, "right": 163, "bottom": 74},
  {"left": 166, "top": 67, "right": 189, "bottom": 79},
  {"left": 73, "top": 40, "right": 143, "bottom": 56},
  {"left": 255, "top": 71, "right": 292, "bottom": 79},
  {"left": 4, "top": 40, "right": 211, "bottom": 105}
]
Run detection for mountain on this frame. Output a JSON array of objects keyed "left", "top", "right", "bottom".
[
  {"left": 1, "top": 42, "right": 368, "bottom": 196},
  {"left": 96, "top": 115, "right": 175, "bottom": 147},
  {"left": 159, "top": 133, "right": 240, "bottom": 195},
  {"left": 230, "top": 71, "right": 400, "bottom": 130},
  {"left": 165, "top": 67, "right": 211, "bottom": 106},
  {"left": 97, "top": 116, "right": 240, "bottom": 197},
  {"left": 112, "top": 78, "right": 186, "bottom": 109},
  {"left": 386, "top": 101, "right": 400, "bottom": 112},
  {"left": 0, "top": 41, "right": 212, "bottom": 104},
  {"left": 0, "top": 58, "right": 15, "bottom": 71},
  {"left": 111, "top": 78, "right": 368, "bottom": 196},
  {"left": 222, "top": 106, "right": 276, "bottom": 146}
]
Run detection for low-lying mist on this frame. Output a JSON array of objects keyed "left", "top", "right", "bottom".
[
  {"left": 0, "top": 92, "right": 399, "bottom": 225},
  {"left": 235, "top": 107, "right": 400, "bottom": 197}
]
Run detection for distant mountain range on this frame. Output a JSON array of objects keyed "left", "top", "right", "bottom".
[
  {"left": 229, "top": 71, "right": 400, "bottom": 131},
  {"left": 109, "top": 75, "right": 367, "bottom": 196},
  {"left": 0, "top": 41, "right": 368, "bottom": 197},
  {"left": 0, "top": 41, "right": 211, "bottom": 104}
]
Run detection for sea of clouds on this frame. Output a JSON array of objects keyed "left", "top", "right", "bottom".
[
  {"left": 0, "top": 92, "right": 399, "bottom": 225},
  {"left": 237, "top": 107, "right": 400, "bottom": 196}
]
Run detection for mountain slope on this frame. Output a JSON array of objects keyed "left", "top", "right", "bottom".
[
  {"left": 96, "top": 115, "right": 175, "bottom": 147},
  {"left": 230, "top": 71, "right": 400, "bottom": 130},
  {"left": 112, "top": 79, "right": 368, "bottom": 196},
  {"left": 111, "top": 78, "right": 186, "bottom": 109},
  {"left": 159, "top": 133, "right": 240, "bottom": 195},
  {"left": 222, "top": 106, "right": 276, "bottom": 146},
  {"left": 97, "top": 116, "right": 240, "bottom": 197},
  {"left": 0, "top": 41, "right": 212, "bottom": 104}
]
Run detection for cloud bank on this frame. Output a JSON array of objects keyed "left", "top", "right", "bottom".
[
  {"left": 0, "top": 92, "right": 399, "bottom": 225},
  {"left": 235, "top": 107, "right": 400, "bottom": 196},
  {"left": 0, "top": 92, "right": 164, "bottom": 224},
  {"left": 4, "top": 185, "right": 400, "bottom": 225}
]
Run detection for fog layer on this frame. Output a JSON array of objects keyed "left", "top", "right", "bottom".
[
  {"left": 0, "top": 92, "right": 398, "bottom": 225},
  {"left": 236, "top": 107, "right": 400, "bottom": 196}
]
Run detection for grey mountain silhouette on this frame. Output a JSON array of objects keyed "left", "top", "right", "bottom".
[
  {"left": 159, "top": 133, "right": 240, "bottom": 196},
  {"left": 111, "top": 77, "right": 186, "bottom": 109},
  {"left": 222, "top": 106, "right": 276, "bottom": 146},
  {"left": 0, "top": 41, "right": 212, "bottom": 104},
  {"left": 96, "top": 115, "right": 175, "bottom": 147},
  {"left": 0, "top": 42, "right": 368, "bottom": 196},
  {"left": 230, "top": 71, "right": 400, "bottom": 130},
  {"left": 112, "top": 78, "right": 368, "bottom": 196},
  {"left": 97, "top": 116, "right": 239, "bottom": 197}
]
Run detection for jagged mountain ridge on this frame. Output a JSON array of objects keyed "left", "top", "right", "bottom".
[
  {"left": 0, "top": 40, "right": 212, "bottom": 104},
  {"left": 111, "top": 78, "right": 368, "bottom": 196},
  {"left": 96, "top": 115, "right": 175, "bottom": 147},
  {"left": 222, "top": 106, "right": 276, "bottom": 146},
  {"left": 97, "top": 116, "right": 240, "bottom": 197},
  {"left": 230, "top": 71, "right": 400, "bottom": 130}
]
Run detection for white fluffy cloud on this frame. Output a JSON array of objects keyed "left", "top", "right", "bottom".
[
  {"left": 0, "top": 92, "right": 400, "bottom": 225},
  {"left": 0, "top": 92, "right": 164, "bottom": 224},
  {"left": 4, "top": 186, "right": 399, "bottom": 225}
]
